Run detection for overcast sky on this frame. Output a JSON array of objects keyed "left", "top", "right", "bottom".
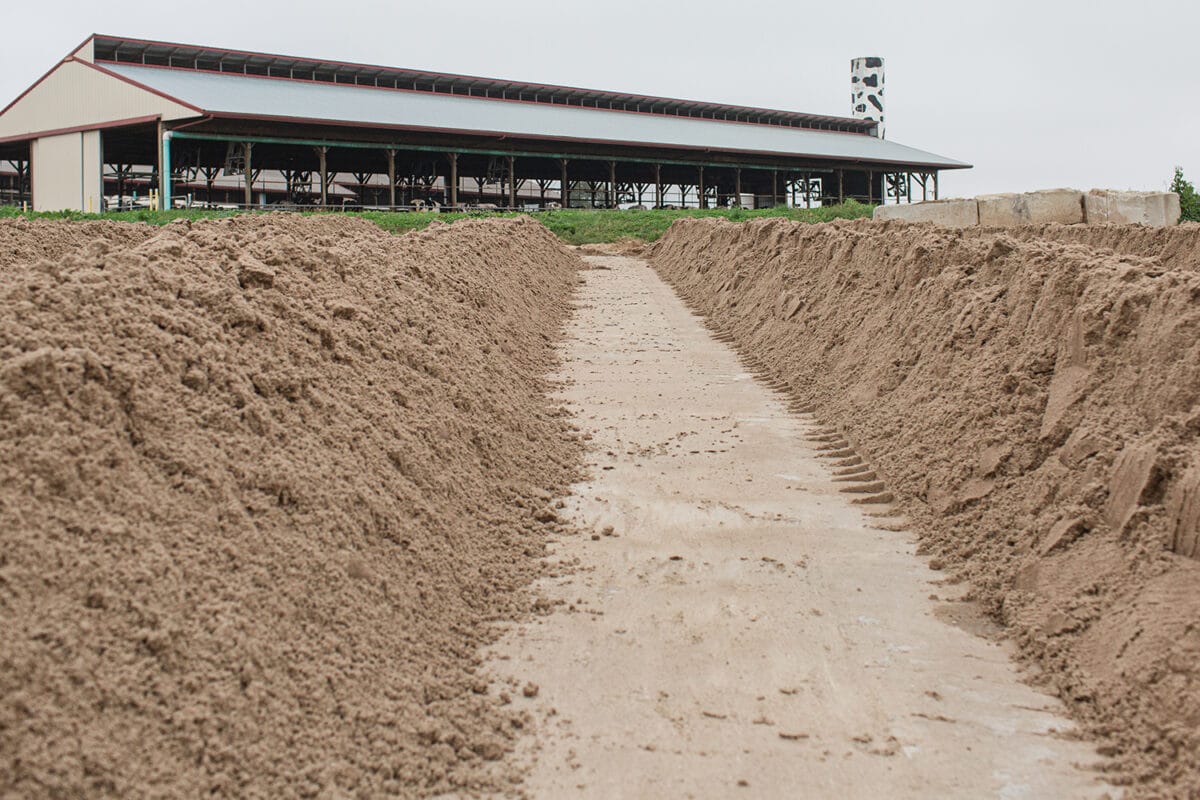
[{"left": 4, "top": 0, "right": 1196, "bottom": 197}]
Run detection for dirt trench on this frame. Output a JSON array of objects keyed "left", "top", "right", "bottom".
[
  {"left": 4, "top": 212, "right": 1195, "bottom": 798},
  {"left": 491, "top": 253, "right": 1112, "bottom": 798},
  {"left": 648, "top": 217, "right": 1200, "bottom": 797}
]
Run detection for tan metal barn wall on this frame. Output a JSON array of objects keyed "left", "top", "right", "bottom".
[
  {"left": 71, "top": 39, "right": 95, "bottom": 62},
  {"left": 0, "top": 59, "right": 195, "bottom": 141},
  {"left": 31, "top": 130, "right": 101, "bottom": 211}
]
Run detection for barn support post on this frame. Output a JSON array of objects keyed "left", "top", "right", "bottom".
[
  {"left": 608, "top": 160, "right": 617, "bottom": 208},
  {"left": 654, "top": 163, "right": 662, "bottom": 208},
  {"left": 386, "top": 150, "right": 396, "bottom": 209},
  {"left": 202, "top": 166, "right": 217, "bottom": 207},
  {"left": 867, "top": 169, "right": 874, "bottom": 205},
  {"left": 559, "top": 158, "right": 569, "bottom": 208},
  {"left": 697, "top": 165, "right": 705, "bottom": 209},
  {"left": 447, "top": 152, "right": 458, "bottom": 208},
  {"left": 243, "top": 142, "right": 253, "bottom": 209},
  {"left": 506, "top": 155, "right": 516, "bottom": 208},
  {"left": 771, "top": 170, "right": 778, "bottom": 208},
  {"left": 804, "top": 172, "right": 812, "bottom": 209},
  {"left": 933, "top": 171, "right": 939, "bottom": 200},
  {"left": 734, "top": 168, "right": 742, "bottom": 208},
  {"left": 838, "top": 169, "right": 844, "bottom": 204},
  {"left": 316, "top": 146, "right": 328, "bottom": 206},
  {"left": 14, "top": 156, "right": 30, "bottom": 208}
]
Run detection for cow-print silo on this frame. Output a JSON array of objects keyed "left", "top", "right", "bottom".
[{"left": 851, "top": 57, "right": 885, "bottom": 139}]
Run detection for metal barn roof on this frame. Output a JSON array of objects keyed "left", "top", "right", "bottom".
[
  {"left": 103, "top": 63, "right": 968, "bottom": 170},
  {"left": 91, "top": 34, "right": 876, "bottom": 133}
]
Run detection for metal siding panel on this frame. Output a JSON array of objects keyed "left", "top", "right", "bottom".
[
  {"left": 73, "top": 39, "right": 95, "bottom": 63},
  {"left": 82, "top": 130, "right": 102, "bottom": 212},
  {"left": 0, "top": 60, "right": 195, "bottom": 140},
  {"left": 31, "top": 132, "right": 84, "bottom": 211},
  {"left": 106, "top": 64, "right": 968, "bottom": 169}
]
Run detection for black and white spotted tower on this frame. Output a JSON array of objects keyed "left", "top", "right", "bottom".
[{"left": 851, "top": 57, "right": 885, "bottom": 139}]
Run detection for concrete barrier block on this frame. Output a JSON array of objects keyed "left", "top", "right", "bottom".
[
  {"left": 1084, "top": 190, "right": 1181, "bottom": 227},
  {"left": 873, "top": 198, "right": 979, "bottom": 227},
  {"left": 1164, "top": 192, "right": 1182, "bottom": 225},
  {"left": 978, "top": 189, "right": 1084, "bottom": 226}
]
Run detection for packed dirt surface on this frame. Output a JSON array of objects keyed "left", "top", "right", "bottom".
[
  {"left": 652, "top": 217, "right": 1200, "bottom": 796},
  {"left": 491, "top": 254, "right": 1111, "bottom": 798},
  {"left": 0, "top": 215, "right": 582, "bottom": 797}
]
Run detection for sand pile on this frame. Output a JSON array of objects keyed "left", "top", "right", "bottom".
[
  {"left": 0, "top": 217, "right": 156, "bottom": 267},
  {"left": 651, "top": 217, "right": 1200, "bottom": 795},
  {"left": 0, "top": 214, "right": 582, "bottom": 797}
]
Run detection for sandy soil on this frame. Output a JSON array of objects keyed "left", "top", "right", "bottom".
[
  {"left": 0, "top": 215, "right": 583, "bottom": 798},
  {"left": 651, "top": 218, "right": 1200, "bottom": 796},
  {"left": 491, "top": 254, "right": 1113, "bottom": 798},
  {"left": 5, "top": 211, "right": 1194, "bottom": 798}
]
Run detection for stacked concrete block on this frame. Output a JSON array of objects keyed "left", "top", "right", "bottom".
[
  {"left": 1084, "top": 190, "right": 1182, "bottom": 226},
  {"left": 873, "top": 189, "right": 1181, "bottom": 227},
  {"left": 977, "top": 189, "right": 1085, "bottom": 226},
  {"left": 873, "top": 198, "right": 979, "bottom": 227}
]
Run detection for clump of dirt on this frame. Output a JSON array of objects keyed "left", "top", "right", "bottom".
[
  {"left": 651, "top": 217, "right": 1200, "bottom": 796},
  {"left": 0, "top": 214, "right": 583, "bottom": 797}
]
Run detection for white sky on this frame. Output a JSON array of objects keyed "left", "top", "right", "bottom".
[{"left": 3, "top": 0, "right": 1197, "bottom": 198}]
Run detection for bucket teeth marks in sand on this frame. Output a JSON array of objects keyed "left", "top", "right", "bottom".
[
  {"left": 853, "top": 491, "right": 897, "bottom": 506},
  {"left": 815, "top": 447, "right": 856, "bottom": 460},
  {"left": 833, "top": 471, "right": 879, "bottom": 484},
  {"left": 833, "top": 464, "right": 873, "bottom": 477},
  {"left": 839, "top": 481, "right": 888, "bottom": 495},
  {"left": 833, "top": 455, "right": 864, "bottom": 469}
]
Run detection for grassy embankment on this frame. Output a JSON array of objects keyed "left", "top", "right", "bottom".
[{"left": 0, "top": 203, "right": 873, "bottom": 244}]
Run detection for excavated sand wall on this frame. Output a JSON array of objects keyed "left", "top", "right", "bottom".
[
  {"left": 651, "top": 217, "right": 1200, "bottom": 794},
  {"left": 0, "top": 215, "right": 582, "bottom": 797}
]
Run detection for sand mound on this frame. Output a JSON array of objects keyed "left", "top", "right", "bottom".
[
  {"left": 0, "top": 214, "right": 582, "bottom": 797},
  {"left": 651, "top": 217, "right": 1200, "bottom": 795},
  {"left": 0, "top": 217, "right": 156, "bottom": 267}
]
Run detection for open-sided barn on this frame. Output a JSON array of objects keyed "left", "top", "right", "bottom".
[{"left": 0, "top": 35, "right": 968, "bottom": 211}]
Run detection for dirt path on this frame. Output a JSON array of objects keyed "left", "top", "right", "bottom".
[{"left": 490, "top": 255, "right": 1112, "bottom": 799}]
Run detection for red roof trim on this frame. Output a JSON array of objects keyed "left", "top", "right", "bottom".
[
  {"left": 90, "top": 32, "right": 865, "bottom": 128},
  {"left": 0, "top": 34, "right": 100, "bottom": 117},
  {"left": 0, "top": 114, "right": 162, "bottom": 145},
  {"left": 77, "top": 58, "right": 204, "bottom": 114},
  {"left": 0, "top": 58, "right": 72, "bottom": 118}
]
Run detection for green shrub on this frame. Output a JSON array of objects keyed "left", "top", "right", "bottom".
[{"left": 1170, "top": 167, "right": 1200, "bottom": 222}]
